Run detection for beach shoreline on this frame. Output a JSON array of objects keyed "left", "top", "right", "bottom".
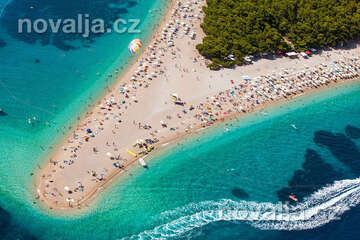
[
  {"left": 34, "top": 0, "right": 180, "bottom": 211},
  {"left": 34, "top": 0, "right": 360, "bottom": 212},
  {"left": 65, "top": 77, "right": 360, "bottom": 213},
  {"left": 36, "top": 75, "right": 360, "bottom": 213}
]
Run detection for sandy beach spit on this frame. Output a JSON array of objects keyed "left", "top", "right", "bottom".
[{"left": 35, "top": 0, "right": 360, "bottom": 211}]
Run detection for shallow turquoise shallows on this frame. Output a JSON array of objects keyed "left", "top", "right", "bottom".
[
  {"left": 1, "top": 0, "right": 360, "bottom": 239},
  {"left": 2, "top": 77, "right": 360, "bottom": 240}
]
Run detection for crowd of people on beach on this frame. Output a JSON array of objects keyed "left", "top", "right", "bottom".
[
  {"left": 39, "top": 0, "right": 207, "bottom": 207},
  {"left": 38, "top": 0, "right": 360, "bottom": 209},
  {"left": 193, "top": 57, "right": 360, "bottom": 125}
]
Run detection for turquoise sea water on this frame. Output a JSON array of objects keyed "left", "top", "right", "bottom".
[
  {"left": 1, "top": 77, "right": 360, "bottom": 240},
  {"left": 0, "top": 0, "right": 171, "bottom": 238},
  {"left": 1, "top": 0, "right": 360, "bottom": 239}
]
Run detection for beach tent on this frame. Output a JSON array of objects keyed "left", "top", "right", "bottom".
[
  {"left": 286, "top": 52, "right": 298, "bottom": 58},
  {"left": 244, "top": 57, "right": 252, "bottom": 63}
]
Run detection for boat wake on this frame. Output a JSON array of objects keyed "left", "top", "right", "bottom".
[
  {"left": 124, "top": 178, "right": 360, "bottom": 239},
  {"left": 0, "top": 0, "right": 12, "bottom": 19}
]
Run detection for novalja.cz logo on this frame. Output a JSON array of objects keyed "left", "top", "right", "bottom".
[{"left": 17, "top": 14, "right": 141, "bottom": 37}]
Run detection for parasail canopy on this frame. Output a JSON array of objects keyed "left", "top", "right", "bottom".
[{"left": 128, "top": 39, "right": 143, "bottom": 54}]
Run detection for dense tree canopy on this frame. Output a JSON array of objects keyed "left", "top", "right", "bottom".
[{"left": 196, "top": 0, "right": 360, "bottom": 69}]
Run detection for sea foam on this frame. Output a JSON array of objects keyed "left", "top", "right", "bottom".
[{"left": 124, "top": 178, "right": 360, "bottom": 239}]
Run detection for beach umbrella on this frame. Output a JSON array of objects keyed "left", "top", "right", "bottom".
[
  {"left": 86, "top": 128, "right": 92, "bottom": 133},
  {"left": 128, "top": 39, "right": 143, "bottom": 54},
  {"left": 106, "top": 152, "right": 112, "bottom": 157}
]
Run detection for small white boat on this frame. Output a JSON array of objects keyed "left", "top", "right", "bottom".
[
  {"left": 291, "top": 124, "right": 298, "bottom": 130},
  {"left": 138, "top": 158, "right": 147, "bottom": 168}
]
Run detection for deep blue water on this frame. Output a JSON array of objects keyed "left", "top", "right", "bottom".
[
  {"left": 1, "top": 0, "right": 360, "bottom": 239},
  {"left": 129, "top": 81, "right": 360, "bottom": 240},
  {"left": 0, "top": 0, "right": 169, "bottom": 239}
]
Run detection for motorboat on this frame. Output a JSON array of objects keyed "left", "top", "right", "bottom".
[
  {"left": 289, "top": 195, "right": 298, "bottom": 202},
  {"left": 139, "top": 158, "right": 148, "bottom": 168}
]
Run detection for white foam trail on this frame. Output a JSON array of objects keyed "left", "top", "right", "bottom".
[
  {"left": 0, "top": 0, "right": 12, "bottom": 19},
  {"left": 124, "top": 178, "right": 360, "bottom": 239}
]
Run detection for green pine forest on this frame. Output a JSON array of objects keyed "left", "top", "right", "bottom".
[{"left": 196, "top": 0, "right": 360, "bottom": 70}]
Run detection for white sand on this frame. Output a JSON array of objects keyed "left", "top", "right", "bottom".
[{"left": 35, "top": 0, "right": 360, "bottom": 210}]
